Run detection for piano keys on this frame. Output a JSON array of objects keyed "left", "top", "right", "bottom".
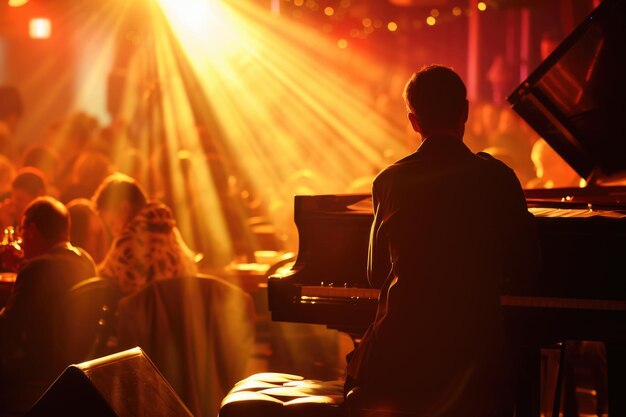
[{"left": 268, "top": 195, "right": 626, "bottom": 331}]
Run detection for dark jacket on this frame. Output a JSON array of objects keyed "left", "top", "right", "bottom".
[
  {"left": 347, "top": 136, "right": 540, "bottom": 416},
  {"left": 0, "top": 243, "right": 96, "bottom": 412}
]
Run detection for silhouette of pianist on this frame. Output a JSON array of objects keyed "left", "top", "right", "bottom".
[{"left": 345, "top": 65, "right": 540, "bottom": 417}]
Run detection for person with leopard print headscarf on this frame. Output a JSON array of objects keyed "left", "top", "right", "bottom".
[{"left": 94, "top": 173, "right": 198, "bottom": 295}]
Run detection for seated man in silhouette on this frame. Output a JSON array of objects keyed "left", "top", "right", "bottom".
[
  {"left": 0, "top": 197, "right": 96, "bottom": 414},
  {"left": 345, "top": 65, "right": 540, "bottom": 416}
]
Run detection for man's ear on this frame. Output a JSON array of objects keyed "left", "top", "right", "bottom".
[{"left": 408, "top": 112, "right": 422, "bottom": 134}]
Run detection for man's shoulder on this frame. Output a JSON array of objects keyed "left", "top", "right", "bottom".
[
  {"left": 25, "top": 245, "right": 96, "bottom": 276},
  {"left": 475, "top": 151, "right": 521, "bottom": 180},
  {"left": 373, "top": 154, "right": 416, "bottom": 184},
  {"left": 476, "top": 151, "right": 512, "bottom": 169}
]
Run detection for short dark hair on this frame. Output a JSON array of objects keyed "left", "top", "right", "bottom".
[
  {"left": 20, "top": 144, "right": 59, "bottom": 176},
  {"left": 67, "top": 198, "right": 96, "bottom": 248},
  {"left": 93, "top": 173, "right": 147, "bottom": 214},
  {"left": 403, "top": 65, "right": 467, "bottom": 131},
  {"left": 12, "top": 167, "right": 46, "bottom": 197},
  {"left": 0, "top": 86, "right": 23, "bottom": 119},
  {"left": 23, "top": 196, "right": 70, "bottom": 241}
]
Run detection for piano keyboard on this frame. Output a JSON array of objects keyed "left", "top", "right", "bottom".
[
  {"left": 301, "top": 286, "right": 380, "bottom": 299},
  {"left": 300, "top": 287, "right": 626, "bottom": 312}
]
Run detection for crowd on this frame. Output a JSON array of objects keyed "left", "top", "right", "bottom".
[{"left": 0, "top": 85, "right": 256, "bottom": 416}]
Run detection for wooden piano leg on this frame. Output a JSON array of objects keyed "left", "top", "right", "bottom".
[
  {"left": 607, "top": 342, "right": 626, "bottom": 417},
  {"left": 515, "top": 344, "right": 542, "bottom": 417}
]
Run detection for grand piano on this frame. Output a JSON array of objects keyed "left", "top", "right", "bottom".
[{"left": 268, "top": 0, "right": 626, "bottom": 415}]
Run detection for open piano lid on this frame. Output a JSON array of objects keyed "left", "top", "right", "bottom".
[{"left": 507, "top": 0, "right": 626, "bottom": 185}]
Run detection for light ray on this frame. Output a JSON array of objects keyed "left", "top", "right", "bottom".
[{"left": 149, "top": 0, "right": 408, "bottom": 258}]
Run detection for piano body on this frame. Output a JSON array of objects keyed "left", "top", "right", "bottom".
[{"left": 268, "top": 0, "right": 626, "bottom": 414}]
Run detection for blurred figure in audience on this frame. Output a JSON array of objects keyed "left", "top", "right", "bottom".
[
  {"left": 0, "top": 155, "right": 15, "bottom": 200},
  {"left": 485, "top": 107, "right": 536, "bottom": 186},
  {"left": 20, "top": 144, "right": 61, "bottom": 198},
  {"left": 527, "top": 138, "right": 582, "bottom": 188},
  {"left": 61, "top": 150, "right": 113, "bottom": 203},
  {"left": 0, "top": 167, "right": 47, "bottom": 229},
  {"left": 0, "top": 197, "right": 96, "bottom": 414},
  {"left": 94, "top": 173, "right": 198, "bottom": 295},
  {"left": 0, "top": 86, "right": 23, "bottom": 159},
  {"left": 115, "top": 147, "right": 148, "bottom": 189},
  {"left": 44, "top": 111, "right": 100, "bottom": 191},
  {"left": 67, "top": 198, "right": 111, "bottom": 264}
]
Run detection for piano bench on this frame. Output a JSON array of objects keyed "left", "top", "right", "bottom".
[{"left": 218, "top": 372, "right": 345, "bottom": 417}]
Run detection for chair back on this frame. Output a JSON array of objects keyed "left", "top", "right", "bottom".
[
  {"left": 0, "top": 276, "right": 119, "bottom": 414},
  {"left": 116, "top": 274, "right": 255, "bottom": 417},
  {"left": 58, "top": 277, "right": 120, "bottom": 366}
]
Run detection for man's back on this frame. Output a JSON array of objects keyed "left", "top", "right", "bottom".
[
  {"left": 348, "top": 137, "right": 538, "bottom": 415},
  {"left": 0, "top": 244, "right": 96, "bottom": 412}
]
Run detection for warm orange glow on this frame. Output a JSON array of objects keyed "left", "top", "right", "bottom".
[
  {"left": 452, "top": 6, "right": 462, "bottom": 16},
  {"left": 29, "top": 18, "right": 51, "bottom": 39},
  {"left": 387, "top": 21, "right": 398, "bottom": 32},
  {"left": 478, "top": 2, "right": 487, "bottom": 11},
  {"left": 324, "top": 6, "right": 334, "bottom": 16},
  {"left": 9, "top": 0, "right": 411, "bottom": 273},
  {"left": 362, "top": 17, "right": 372, "bottom": 27},
  {"left": 426, "top": 16, "right": 436, "bottom": 26},
  {"left": 8, "top": 0, "right": 28, "bottom": 7},
  {"left": 430, "top": 9, "right": 440, "bottom": 17},
  {"left": 117, "top": 0, "right": 410, "bottom": 262}
]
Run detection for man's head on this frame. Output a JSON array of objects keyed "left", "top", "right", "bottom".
[
  {"left": 12, "top": 167, "right": 47, "bottom": 221},
  {"left": 21, "top": 197, "right": 70, "bottom": 259},
  {"left": 93, "top": 173, "right": 147, "bottom": 237},
  {"left": 403, "top": 65, "right": 468, "bottom": 139}
]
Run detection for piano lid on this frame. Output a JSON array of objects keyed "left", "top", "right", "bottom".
[{"left": 507, "top": 0, "right": 626, "bottom": 184}]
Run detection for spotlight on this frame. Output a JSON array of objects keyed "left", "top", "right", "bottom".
[
  {"left": 8, "top": 0, "right": 29, "bottom": 7},
  {"left": 29, "top": 18, "right": 51, "bottom": 39}
]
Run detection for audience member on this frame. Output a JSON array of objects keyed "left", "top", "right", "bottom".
[
  {"left": 0, "top": 86, "right": 23, "bottom": 159},
  {"left": 61, "top": 150, "right": 113, "bottom": 203},
  {"left": 94, "top": 173, "right": 198, "bottom": 295},
  {"left": 487, "top": 106, "right": 536, "bottom": 185},
  {"left": 114, "top": 146, "right": 148, "bottom": 189},
  {"left": 43, "top": 111, "right": 100, "bottom": 192},
  {"left": 20, "top": 143, "right": 61, "bottom": 198},
  {"left": 527, "top": 138, "right": 582, "bottom": 188},
  {"left": 0, "top": 197, "right": 96, "bottom": 414},
  {"left": 67, "top": 198, "right": 111, "bottom": 264},
  {"left": 0, "top": 155, "right": 15, "bottom": 200},
  {"left": 0, "top": 167, "right": 47, "bottom": 229}
]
